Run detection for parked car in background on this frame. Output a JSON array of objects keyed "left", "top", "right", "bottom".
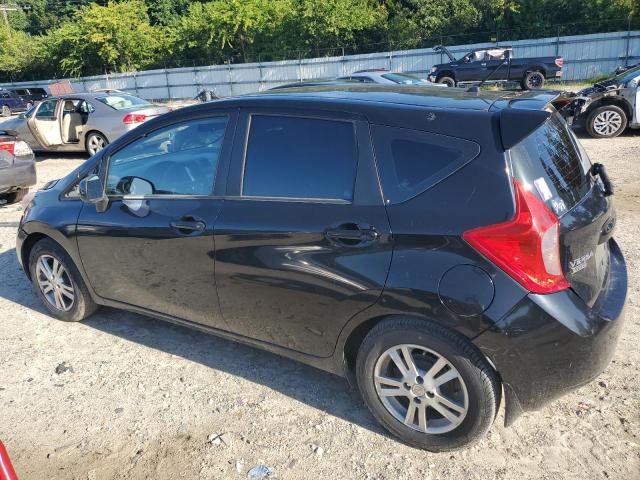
[
  {"left": 0, "top": 92, "right": 171, "bottom": 155},
  {"left": 565, "top": 65, "right": 640, "bottom": 138},
  {"left": 0, "top": 128, "right": 36, "bottom": 205},
  {"left": 6, "top": 87, "right": 49, "bottom": 107},
  {"left": 337, "top": 69, "right": 443, "bottom": 85},
  {"left": 428, "top": 45, "right": 564, "bottom": 89},
  {"left": 272, "top": 70, "right": 445, "bottom": 90},
  {"left": 16, "top": 85, "right": 626, "bottom": 451},
  {"left": 0, "top": 89, "right": 30, "bottom": 117}
]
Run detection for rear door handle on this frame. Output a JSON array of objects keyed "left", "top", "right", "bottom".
[
  {"left": 325, "top": 223, "right": 379, "bottom": 245},
  {"left": 170, "top": 218, "right": 206, "bottom": 233}
]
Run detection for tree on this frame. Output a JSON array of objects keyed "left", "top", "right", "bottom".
[
  {"left": 0, "top": 25, "right": 44, "bottom": 81},
  {"left": 47, "top": 0, "right": 163, "bottom": 76}
]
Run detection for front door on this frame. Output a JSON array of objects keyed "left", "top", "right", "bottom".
[
  {"left": 27, "top": 99, "right": 63, "bottom": 148},
  {"left": 76, "top": 112, "right": 236, "bottom": 327},
  {"left": 214, "top": 111, "right": 393, "bottom": 357}
]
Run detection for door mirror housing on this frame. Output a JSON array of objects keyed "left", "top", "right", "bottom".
[{"left": 79, "top": 175, "right": 108, "bottom": 212}]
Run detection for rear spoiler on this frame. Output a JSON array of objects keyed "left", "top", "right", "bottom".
[{"left": 499, "top": 90, "right": 576, "bottom": 150}]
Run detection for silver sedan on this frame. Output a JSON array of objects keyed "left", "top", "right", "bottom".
[{"left": 0, "top": 92, "right": 171, "bottom": 155}]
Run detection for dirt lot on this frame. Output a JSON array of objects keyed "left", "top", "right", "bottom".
[{"left": 1, "top": 131, "right": 639, "bottom": 480}]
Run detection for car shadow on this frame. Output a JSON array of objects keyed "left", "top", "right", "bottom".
[
  {"left": 0, "top": 245, "right": 386, "bottom": 437},
  {"left": 35, "top": 152, "right": 88, "bottom": 162}
]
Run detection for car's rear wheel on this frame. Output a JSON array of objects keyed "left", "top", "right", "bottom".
[
  {"left": 1, "top": 105, "right": 11, "bottom": 117},
  {"left": 586, "top": 105, "right": 627, "bottom": 138},
  {"left": 85, "top": 132, "right": 108, "bottom": 156},
  {"left": 0, "top": 188, "right": 28, "bottom": 205},
  {"left": 28, "top": 238, "right": 98, "bottom": 322},
  {"left": 522, "top": 71, "right": 545, "bottom": 90},
  {"left": 437, "top": 76, "right": 456, "bottom": 87},
  {"left": 356, "top": 317, "right": 500, "bottom": 451}
]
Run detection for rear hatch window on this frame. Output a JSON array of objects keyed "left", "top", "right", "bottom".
[
  {"left": 509, "top": 113, "right": 614, "bottom": 305},
  {"left": 509, "top": 114, "right": 592, "bottom": 217}
]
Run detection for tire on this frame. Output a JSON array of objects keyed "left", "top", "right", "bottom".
[
  {"left": 28, "top": 238, "right": 98, "bottom": 322},
  {"left": 356, "top": 317, "right": 500, "bottom": 451},
  {"left": 522, "top": 71, "right": 545, "bottom": 90},
  {"left": 585, "top": 105, "right": 627, "bottom": 138},
  {"left": 0, "top": 188, "right": 28, "bottom": 205},
  {"left": 437, "top": 76, "right": 455, "bottom": 87},
  {"left": 85, "top": 132, "right": 108, "bottom": 156},
  {"left": 1, "top": 105, "right": 11, "bottom": 117}
]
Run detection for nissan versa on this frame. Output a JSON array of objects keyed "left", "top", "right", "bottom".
[{"left": 16, "top": 85, "right": 627, "bottom": 451}]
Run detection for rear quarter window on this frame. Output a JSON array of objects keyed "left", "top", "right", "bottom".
[{"left": 371, "top": 125, "right": 481, "bottom": 204}]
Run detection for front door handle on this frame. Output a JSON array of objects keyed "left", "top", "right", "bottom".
[
  {"left": 170, "top": 218, "right": 206, "bottom": 234},
  {"left": 325, "top": 223, "right": 379, "bottom": 245}
]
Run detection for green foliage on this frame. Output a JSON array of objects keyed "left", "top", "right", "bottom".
[
  {"left": 46, "top": 0, "right": 163, "bottom": 76},
  {"left": 0, "top": 0, "right": 637, "bottom": 82}
]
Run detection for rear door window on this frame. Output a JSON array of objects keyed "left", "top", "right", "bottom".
[
  {"left": 371, "top": 125, "right": 481, "bottom": 204},
  {"left": 242, "top": 115, "right": 357, "bottom": 201},
  {"left": 509, "top": 113, "right": 592, "bottom": 216}
]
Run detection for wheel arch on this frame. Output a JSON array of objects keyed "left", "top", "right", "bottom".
[
  {"left": 20, "top": 232, "right": 55, "bottom": 280},
  {"left": 436, "top": 71, "right": 456, "bottom": 81},
  {"left": 524, "top": 65, "right": 547, "bottom": 76},
  {"left": 585, "top": 97, "right": 632, "bottom": 120},
  {"left": 83, "top": 129, "right": 109, "bottom": 148}
]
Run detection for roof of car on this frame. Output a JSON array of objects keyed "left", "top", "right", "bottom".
[
  {"left": 46, "top": 92, "right": 137, "bottom": 100},
  {"left": 235, "top": 84, "right": 559, "bottom": 113}
]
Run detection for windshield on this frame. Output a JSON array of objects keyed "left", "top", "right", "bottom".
[
  {"left": 381, "top": 73, "right": 427, "bottom": 85},
  {"left": 96, "top": 95, "right": 152, "bottom": 110}
]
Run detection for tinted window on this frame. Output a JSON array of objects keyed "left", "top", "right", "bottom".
[
  {"left": 106, "top": 116, "right": 228, "bottom": 196},
  {"left": 510, "top": 113, "right": 591, "bottom": 216},
  {"left": 381, "top": 73, "right": 426, "bottom": 85},
  {"left": 242, "top": 115, "right": 357, "bottom": 201},
  {"left": 372, "top": 125, "right": 481, "bottom": 204},
  {"left": 35, "top": 100, "right": 58, "bottom": 118}
]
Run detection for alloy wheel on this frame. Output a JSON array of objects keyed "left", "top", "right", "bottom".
[
  {"left": 35, "top": 254, "right": 75, "bottom": 312},
  {"left": 374, "top": 344, "right": 468, "bottom": 434},
  {"left": 87, "top": 134, "right": 106, "bottom": 155},
  {"left": 593, "top": 110, "right": 623, "bottom": 137}
]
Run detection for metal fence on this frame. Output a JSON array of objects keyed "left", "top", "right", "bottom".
[{"left": 2, "top": 29, "right": 639, "bottom": 101}]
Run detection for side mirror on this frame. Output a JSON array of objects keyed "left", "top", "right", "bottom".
[{"left": 79, "top": 175, "right": 108, "bottom": 212}]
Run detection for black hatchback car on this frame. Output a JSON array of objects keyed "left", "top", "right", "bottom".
[{"left": 16, "top": 85, "right": 626, "bottom": 451}]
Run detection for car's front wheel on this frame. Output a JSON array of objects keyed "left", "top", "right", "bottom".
[
  {"left": 356, "top": 318, "right": 500, "bottom": 451},
  {"left": 586, "top": 105, "right": 628, "bottom": 138},
  {"left": 85, "top": 132, "right": 108, "bottom": 156},
  {"left": 437, "top": 76, "right": 456, "bottom": 87},
  {"left": 29, "top": 238, "right": 98, "bottom": 322}
]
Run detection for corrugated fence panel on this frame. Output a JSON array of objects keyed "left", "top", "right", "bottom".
[{"left": 2, "top": 30, "right": 638, "bottom": 100}]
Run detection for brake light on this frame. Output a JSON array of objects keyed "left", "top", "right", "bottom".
[
  {"left": 0, "top": 142, "right": 14, "bottom": 156},
  {"left": 555, "top": 57, "right": 564, "bottom": 68},
  {"left": 122, "top": 113, "right": 147, "bottom": 124},
  {"left": 463, "top": 179, "right": 569, "bottom": 294}
]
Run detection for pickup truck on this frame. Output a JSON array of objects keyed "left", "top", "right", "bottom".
[{"left": 427, "top": 46, "right": 564, "bottom": 90}]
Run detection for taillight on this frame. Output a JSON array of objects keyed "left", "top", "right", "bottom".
[
  {"left": 555, "top": 57, "right": 564, "bottom": 67},
  {"left": 0, "top": 141, "right": 14, "bottom": 156},
  {"left": 463, "top": 179, "right": 569, "bottom": 294},
  {"left": 122, "top": 113, "right": 147, "bottom": 124}
]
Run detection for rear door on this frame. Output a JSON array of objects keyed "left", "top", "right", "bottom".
[
  {"left": 213, "top": 110, "right": 392, "bottom": 357},
  {"left": 509, "top": 113, "right": 613, "bottom": 305},
  {"left": 27, "top": 99, "right": 63, "bottom": 148}
]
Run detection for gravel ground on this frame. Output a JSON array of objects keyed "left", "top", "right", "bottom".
[{"left": 1, "top": 130, "right": 639, "bottom": 480}]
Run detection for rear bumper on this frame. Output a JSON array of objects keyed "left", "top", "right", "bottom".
[
  {"left": 474, "top": 238, "right": 627, "bottom": 425},
  {"left": 0, "top": 159, "right": 37, "bottom": 193}
]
